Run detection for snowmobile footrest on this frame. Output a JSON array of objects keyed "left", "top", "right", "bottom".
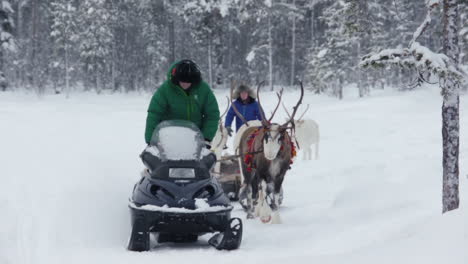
[{"left": 208, "top": 218, "right": 242, "bottom": 250}]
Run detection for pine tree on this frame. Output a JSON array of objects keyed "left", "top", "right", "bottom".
[
  {"left": 78, "top": 0, "right": 113, "bottom": 93},
  {"left": 182, "top": 0, "right": 230, "bottom": 88},
  {"left": 305, "top": 1, "right": 354, "bottom": 99},
  {"left": 0, "top": 0, "right": 16, "bottom": 91},
  {"left": 240, "top": 0, "right": 294, "bottom": 90},
  {"left": 50, "top": 0, "right": 78, "bottom": 96},
  {"left": 139, "top": 1, "right": 168, "bottom": 90},
  {"left": 459, "top": 2, "right": 468, "bottom": 87}
]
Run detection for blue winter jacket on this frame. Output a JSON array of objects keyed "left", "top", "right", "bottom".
[{"left": 225, "top": 98, "right": 263, "bottom": 131}]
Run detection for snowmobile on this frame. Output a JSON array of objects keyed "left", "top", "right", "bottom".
[{"left": 128, "top": 120, "right": 243, "bottom": 251}]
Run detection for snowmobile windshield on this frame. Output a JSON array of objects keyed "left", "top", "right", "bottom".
[{"left": 150, "top": 120, "right": 205, "bottom": 161}]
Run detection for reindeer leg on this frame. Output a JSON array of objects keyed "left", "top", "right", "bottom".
[
  {"left": 244, "top": 169, "right": 260, "bottom": 219},
  {"left": 315, "top": 142, "right": 319, "bottom": 160},
  {"left": 270, "top": 174, "right": 286, "bottom": 224},
  {"left": 244, "top": 184, "right": 255, "bottom": 219},
  {"left": 258, "top": 181, "right": 273, "bottom": 223},
  {"left": 254, "top": 180, "right": 262, "bottom": 217},
  {"left": 238, "top": 157, "right": 253, "bottom": 213},
  {"left": 251, "top": 176, "right": 261, "bottom": 218},
  {"left": 270, "top": 192, "right": 283, "bottom": 224}
]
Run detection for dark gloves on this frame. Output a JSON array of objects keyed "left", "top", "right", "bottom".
[
  {"left": 226, "top": 126, "right": 233, "bottom": 137},
  {"left": 204, "top": 139, "right": 212, "bottom": 149}
]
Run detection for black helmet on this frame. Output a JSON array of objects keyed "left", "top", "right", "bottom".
[{"left": 171, "top": 59, "right": 202, "bottom": 85}]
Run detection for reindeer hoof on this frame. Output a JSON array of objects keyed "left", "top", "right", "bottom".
[
  {"left": 271, "top": 212, "right": 282, "bottom": 224},
  {"left": 254, "top": 205, "right": 261, "bottom": 217},
  {"left": 260, "top": 215, "right": 271, "bottom": 223}
]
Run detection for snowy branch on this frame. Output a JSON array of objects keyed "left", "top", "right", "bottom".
[
  {"left": 410, "top": 0, "right": 440, "bottom": 46},
  {"left": 360, "top": 41, "right": 464, "bottom": 80}
]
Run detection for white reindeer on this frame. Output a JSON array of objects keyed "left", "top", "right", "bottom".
[
  {"left": 283, "top": 104, "right": 320, "bottom": 160},
  {"left": 296, "top": 119, "right": 320, "bottom": 160}
]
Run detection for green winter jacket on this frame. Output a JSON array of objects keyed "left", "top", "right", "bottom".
[{"left": 144, "top": 62, "right": 220, "bottom": 144}]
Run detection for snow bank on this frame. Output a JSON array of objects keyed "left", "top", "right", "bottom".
[{"left": 0, "top": 88, "right": 466, "bottom": 264}]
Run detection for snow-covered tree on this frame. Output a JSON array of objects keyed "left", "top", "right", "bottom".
[
  {"left": 305, "top": 1, "right": 355, "bottom": 98},
  {"left": 0, "top": 0, "right": 16, "bottom": 91},
  {"left": 240, "top": 0, "right": 299, "bottom": 90},
  {"left": 183, "top": 0, "right": 231, "bottom": 88},
  {"left": 286, "top": 0, "right": 307, "bottom": 86},
  {"left": 139, "top": 1, "right": 168, "bottom": 89},
  {"left": 460, "top": 3, "right": 468, "bottom": 88},
  {"left": 78, "top": 0, "right": 113, "bottom": 93},
  {"left": 51, "top": 0, "right": 78, "bottom": 96},
  {"left": 0, "top": 0, "right": 442, "bottom": 93},
  {"left": 361, "top": 0, "right": 463, "bottom": 213}
]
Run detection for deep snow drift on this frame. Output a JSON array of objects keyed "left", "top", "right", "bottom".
[{"left": 0, "top": 87, "right": 466, "bottom": 264}]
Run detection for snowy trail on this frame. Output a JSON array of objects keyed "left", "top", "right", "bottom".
[{"left": 0, "top": 88, "right": 466, "bottom": 264}]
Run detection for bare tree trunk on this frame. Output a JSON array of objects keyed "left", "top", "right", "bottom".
[
  {"left": 208, "top": 37, "right": 213, "bottom": 88},
  {"left": 357, "top": 41, "right": 363, "bottom": 97},
  {"left": 31, "top": 0, "right": 39, "bottom": 94},
  {"left": 111, "top": 43, "right": 117, "bottom": 92},
  {"left": 441, "top": 0, "right": 460, "bottom": 213},
  {"left": 168, "top": 18, "right": 175, "bottom": 63},
  {"left": 338, "top": 77, "right": 343, "bottom": 100},
  {"left": 268, "top": 8, "right": 273, "bottom": 91},
  {"left": 16, "top": 1, "right": 23, "bottom": 88},
  {"left": 310, "top": 1, "right": 315, "bottom": 46},
  {"left": 65, "top": 44, "right": 70, "bottom": 98},
  {"left": 227, "top": 25, "right": 233, "bottom": 84},
  {"left": 290, "top": 0, "right": 296, "bottom": 86},
  {"left": 96, "top": 66, "right": 102, "bottom": 94}
]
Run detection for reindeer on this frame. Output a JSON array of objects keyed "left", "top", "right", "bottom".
[
  {"left": 211, "top": 98, "right": 231, "bottom": 175},
  {"left": 236, "top": 82, "right": 304, "bottom": 224},
  {"left": 283, "top": 104, "right": 320, "bottom": 160}
]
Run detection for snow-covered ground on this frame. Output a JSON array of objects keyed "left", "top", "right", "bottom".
[{"left": 0, "top": 87, "right": 466, "bottom": 264}]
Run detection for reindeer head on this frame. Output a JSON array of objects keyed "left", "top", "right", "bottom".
[
  {"left": 262, "top": 124, "right": 290, "bottom": 160},
  {"left": 255, "top": 82, "right": 304, "bottom": 161}
]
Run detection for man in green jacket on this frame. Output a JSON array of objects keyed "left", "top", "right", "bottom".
[{"left": 145, "top": 59, "right": 220, "bottom": 145}]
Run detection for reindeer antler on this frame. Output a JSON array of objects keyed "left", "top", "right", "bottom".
[
  {"left": 220, "top": 96, "right": 230, "bottom": 119},
  {"left": 268, "top": 88, "right": 284, "bottom": 122},
  {"left": 297, "top": 104, "right": 310, "bottom": 122},
  {"left": 282, "top": 102, "right": 292, "bottom": 119},
  {"left": 255, "top": 81, "right": 270, "bottom": 127},
  {"left": 282, "top": 81, "right": 305, "bottom": 130},
  {"left": 283, "top": 102, "right": 309, "bottom": 122}
]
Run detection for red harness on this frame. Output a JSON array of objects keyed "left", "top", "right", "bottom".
[
  {"left": 243, "top": 129, "right": 297, "bottom": 172},
  {"left": 244, "top": 129, "right": 260, "bottom": 172}
]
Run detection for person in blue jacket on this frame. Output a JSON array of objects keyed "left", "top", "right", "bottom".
[{"left": 224, "top": 84, "right": 263, "bottom": 136}]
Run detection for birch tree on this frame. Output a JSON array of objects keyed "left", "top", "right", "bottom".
[{"left": 361, "top": 0, "right": 463, "bottom": 213}]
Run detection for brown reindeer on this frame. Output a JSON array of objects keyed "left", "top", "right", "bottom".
[{"left": 237, "top": 82, "right": 304, "bottom": 223}]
